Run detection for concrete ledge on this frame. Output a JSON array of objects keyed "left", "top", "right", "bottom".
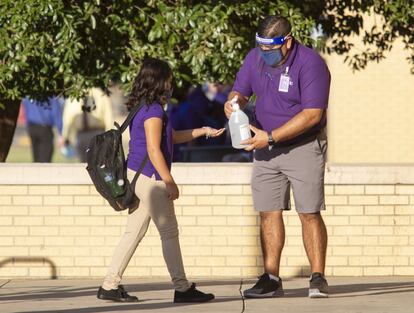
[
  {"left": 325, "top": 164, "right": 414, "bottom": 185},
  {"left": 1, "top": 163, "right": 414, "bottom": 185}
]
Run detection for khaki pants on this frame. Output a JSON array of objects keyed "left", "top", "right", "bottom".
[{"left": 102, "top": 170, "right": 190, "bottom": 292}]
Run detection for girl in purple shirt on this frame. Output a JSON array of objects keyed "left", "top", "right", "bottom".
[{"left": 98, "top": 58, "right": 223, "bottom": 303}]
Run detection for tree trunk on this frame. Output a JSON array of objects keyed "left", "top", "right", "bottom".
[{"left": 0, "top": 100, "right": 21, "bottom": 162}]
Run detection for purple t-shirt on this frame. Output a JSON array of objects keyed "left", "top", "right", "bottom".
[
  {"left": 232, "top": 40, "right": 330, "bottom": 144},
  {"left": 127, "top": 103, "right": 173, "bottom": 180}
]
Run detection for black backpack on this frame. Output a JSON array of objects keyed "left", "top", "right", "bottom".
[{"left": 85, "top": 103, "right": 149, "bottom": 213}]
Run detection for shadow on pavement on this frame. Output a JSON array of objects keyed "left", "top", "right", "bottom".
[
  {"left": 3, "top": 279, "right": 414, "bottom": 312},
  {"left": 0, "top": 279, "right": 253, "bottom": 302},
  {"left": 277, "top": 281, "right": 414, "bottom": 299},
  {"left": 13, "top": 296, "right": 242, "bottom": 313},
  {"left": 329, "top": 281, "right": 414, "bottom": 298},
  {"left": 0, "top": 257, "right": 57, "bottom": 279}
]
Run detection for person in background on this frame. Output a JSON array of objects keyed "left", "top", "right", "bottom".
[
  {"left": 168, "top": 83, "right": 229, "bottom": 161},
  {"left": 22, "top": 96, "right": 64, "bottom": 162},
  {"left": 62, "top": 87, "right": 114, "bottom": 162}
]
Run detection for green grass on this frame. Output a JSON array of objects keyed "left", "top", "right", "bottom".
[
  {"left": 7, "top": 145, "right": 79, "bottom": 163},
  {"left": 6, "top": 126, "right": 79, "bottom": 163}
]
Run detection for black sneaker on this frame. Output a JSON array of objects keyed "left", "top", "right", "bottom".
[
  {"left": 309, "top": 272, "right": 329, "bottom": 298},
  {"left": 97, "top": 285, "right": 138, "bottom": 302},
  {"left": 174, "top": 283, "right": 215, "bottom": 303},
  {"left": 243, "top": 273, "right": 284, "bottom": 298}
]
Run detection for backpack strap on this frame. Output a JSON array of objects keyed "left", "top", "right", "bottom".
[
  {"left": 117, "top": 103, "right": 148, "bottom": 189},
  {"left": 118, "top": 103, "right": 145, "bottom": 133},
  {"left": 130, "top": 154, "right": 148, "bottom": 189}
]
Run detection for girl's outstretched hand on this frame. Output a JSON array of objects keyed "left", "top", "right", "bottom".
[{"left": 203, "top": 127, "right": 226, "bottom": 139}]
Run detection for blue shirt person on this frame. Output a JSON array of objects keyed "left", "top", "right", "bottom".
[{"left": 22, "top": 96, "right": 64, "bottom": 162}]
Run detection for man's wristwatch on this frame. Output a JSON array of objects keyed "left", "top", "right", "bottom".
[{"left": 267, "top": 132, "right": 275, "bottom": 145}]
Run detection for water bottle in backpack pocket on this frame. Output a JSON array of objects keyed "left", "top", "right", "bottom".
[{"left": 97, "top": 164, "right": 125, "bottom": 197}]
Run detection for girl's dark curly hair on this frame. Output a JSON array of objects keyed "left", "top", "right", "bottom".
[{"left": 126, "top": 58, "right": 173, "bottom": 111}]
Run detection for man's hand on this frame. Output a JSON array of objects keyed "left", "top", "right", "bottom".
[
  {"left": 241, "top": 125, "right": 269, "bottom": 151},
  {"left": 224, "top": 92, "right": 248, "bottom": 119},
  {"left": 224, "top": 99, "right": 234, "bottom": 119}
]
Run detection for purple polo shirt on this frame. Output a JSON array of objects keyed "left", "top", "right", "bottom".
[
  {"left": 127, "top": 103, "right": 173, "bottom": 180},
  {"left": 233, "top": 40, "right": 330, "bottom": 145}
]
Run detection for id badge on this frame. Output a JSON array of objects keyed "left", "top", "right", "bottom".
[{"left": 278, "top": 73, "right": 290, "bottom": 92}]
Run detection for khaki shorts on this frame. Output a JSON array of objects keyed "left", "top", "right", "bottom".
[{"left": 251, "top": 131, "right": 327, "bottom": 214}]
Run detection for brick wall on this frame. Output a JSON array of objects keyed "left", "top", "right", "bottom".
[{"left": 0, "top": 164, "right": 413, "bottom": 278}]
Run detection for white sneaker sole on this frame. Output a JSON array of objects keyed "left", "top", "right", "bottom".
[{"left": 309, "top": 289, "right": 329, "bottom": 298}]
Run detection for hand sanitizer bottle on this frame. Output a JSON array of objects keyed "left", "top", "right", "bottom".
[{"left": 229, "top": 96, "right": 251, "bottom": 149}]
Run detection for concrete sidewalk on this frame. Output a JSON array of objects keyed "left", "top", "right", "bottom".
[{"left": 1, "top": 277, "right": 414, "bottom": 313}]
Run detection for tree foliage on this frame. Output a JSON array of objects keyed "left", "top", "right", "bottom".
[
  {"left": 294, "top": 0, "right": 414, "bottom": 72},
  {"left": 0, "top": 0, "right": 413, "bottom": 106}
]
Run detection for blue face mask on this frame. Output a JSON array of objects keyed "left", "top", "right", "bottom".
[{"left": 259, "top": 48, "right": 283, "bottom": 67}]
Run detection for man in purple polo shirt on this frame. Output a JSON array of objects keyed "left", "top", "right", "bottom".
[{"left": 224, "top": 16, "right": 330, "bottom": 299}]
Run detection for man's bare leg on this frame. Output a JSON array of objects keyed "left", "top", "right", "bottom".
[
  {"left": 299, "top": 212, "right": 327, "bottom": 274},
  {"left": 260, "top": 210, "right": 285, "bottom": 276}
]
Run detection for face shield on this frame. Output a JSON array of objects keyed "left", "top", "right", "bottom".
[
  {"left": 255, "top": 33, "right": 291, "bottom": 67},
  {"left": 255, "top": 33, "right": 290, "bottom": 46}
]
